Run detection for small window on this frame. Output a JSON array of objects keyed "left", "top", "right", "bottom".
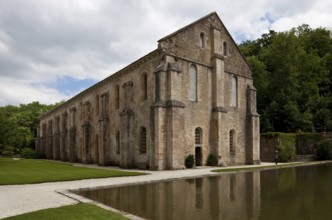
[
  {"left": 195, "top": 127, "right": 202, "bottom": 145},
  {"left": 230, "top": 130, "right": 235, "bottom": 153},
  {"left": 142, "top": 73, "right": 148, "bottom": 100},
  {"left": 96, "top": 134, "right": 99, "bottom": 153},
  {"left": 189, "top": 64, "right": 197, "bottom": 101},
  {"left": 116, "top": 131, "right": 120, "bottom": 154},
  {"left": 231, "top": 75, "right": 238, "bottom": 107},
  {"left": 115, "top": 85, "right": 120, "bottom": 109},
  {"left": 155, "top": 73, "right": 160, "bottom": 101},
  {"left": 139, "top": 127, "right": 147, "bottom": 154},
  {"left": 42, "top": 123, "right": 47, "bottom": 137},
  {"left": 48, "top": 120, "right": 53, "bottom": 134},
  {"left": 200, "top": 32, "right": 205, "bottom": 48},
  {"left": 223, "top": 41, "right": 228, "bottom": 56},
  {"left": 55, "top": 116, "right": 60, "bottom": 133},
  {"left": 96, "top": 95, "right": 99, "bottom": 116}
]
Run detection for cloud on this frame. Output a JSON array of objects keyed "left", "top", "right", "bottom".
[
  {"left": 270, "top": 0, "right": 332, "bottom": 32},
  {"left": 0, "top": 0, "right": 331, "bottom": 106},
  {"left": 0, "top": 78, "right": 72, "bottom": 106}
]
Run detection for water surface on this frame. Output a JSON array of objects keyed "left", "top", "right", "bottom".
[{"left": 77, "top": 163, "right": 332, "bottom": 220}]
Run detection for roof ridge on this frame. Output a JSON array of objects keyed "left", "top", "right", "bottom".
[{"left": 158, "top": 11, "right": 218, "bottom": 42}]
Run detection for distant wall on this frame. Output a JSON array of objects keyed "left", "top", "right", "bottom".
[
  {"left": 260, "top": 136, "right": 278, "bottom": 162},
  {"left": 260, "top": 132, "right": 332, "bottom": 162},
  {"left": 296, "top": 134, "right": 322, "bottom": 155}
]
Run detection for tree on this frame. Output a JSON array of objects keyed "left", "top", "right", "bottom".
[
  {"left": 0, "top": 101, "right": 61, "bottom": 154},
  {"left": 240, "top": 25, "right": 332, "bottom": 132}
]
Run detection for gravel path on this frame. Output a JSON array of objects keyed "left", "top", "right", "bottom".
[{"left": 0, "top": 163, "right": 274, "bottom": 219}]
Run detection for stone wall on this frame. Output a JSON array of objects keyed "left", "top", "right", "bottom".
[
  {"left": 260, "top": 132, "right": 332, "bottom": 162},
  {"left": 260, "top": 136, "right": 279, "bottom": 162}
]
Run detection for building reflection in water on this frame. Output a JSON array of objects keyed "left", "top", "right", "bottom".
[{"left": 78, "top": 171, "right": 261, "bottom": 220}]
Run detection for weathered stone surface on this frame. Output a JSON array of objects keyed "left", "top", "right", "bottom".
[{"left": 37, "top": 12, "right": 260, "bottom": 170}]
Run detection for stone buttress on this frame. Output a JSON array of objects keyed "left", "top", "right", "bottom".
[{"left": 152, "top": 55, "right": 185, "bottom": 170}]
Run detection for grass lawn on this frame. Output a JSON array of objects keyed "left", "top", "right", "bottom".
[
  {"left": 2, "top": 203, "right": 128, "bottom": 220},
  {"left": 0, "top": 158, "right": 146, "bottom": 185}
]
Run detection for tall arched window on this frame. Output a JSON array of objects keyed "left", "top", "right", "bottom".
[
  {"left": 230, "top": 130, "right": 235, "bottom": 154},
  {"left": 200, "top": 32, "right": 205, "bottom": 48},
  {"left": 189, "top": 64, "right": 197, "bottom": 101},
  {"left": 195, "top": 127, "right": 202, "bottom": 145},
  {"left": 116, "top": 131, "right": 120, "bottom": 154},
  {"left": 115, "top": 85, "right": 119, "bottom": 109},
  {"left": 231, "top": 75, "right": 238, "bottom": 107},
  {"left": 139, "top": 127, "right": 147, "bottom": 154},
  {"left": 223, "top": 41, "right": 228, "bottom": 56},
  {"left": 142, "top": 73, "right": 148, "bottom": 100},
  {"left": 95, "top": 95, "right": 99, "bottom": 116}
]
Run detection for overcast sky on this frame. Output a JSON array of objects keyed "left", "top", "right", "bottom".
[{"left": 0, "top": 0, "right": 331, "bottom": 106}]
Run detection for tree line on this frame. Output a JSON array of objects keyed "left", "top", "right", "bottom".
[
  {"left": 0, "top": 101, "right": 62, "bottom": 155},
  {"left": 239, "top": 24, "right": 332, "bottom": 133}
]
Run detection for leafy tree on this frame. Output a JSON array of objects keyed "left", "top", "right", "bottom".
[
  {"left": 0, "top": 101, "right": 61, "bottom": 154},
  {"left": 240, "top": 24, "right": 332, "bottom": 132}
]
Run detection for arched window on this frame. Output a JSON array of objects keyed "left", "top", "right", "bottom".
[
  {"left": 142, "top": 73, "right": 148, "bottom": 100},
  {"left": 42, "top": 123, "right": 47, "bottom": 137},
  {"left": 116, "top": 131, "right": 120, "bottom": 154},
  {"left": 115, "top": 85, "right": 119, "bottom": 109},
  {"left": 231, "top": 75, "right": 238, "bottom": 107},
  {"left": 139, "top": 127, "right": 147, "bottom": 154},
  {"left": 195, "top": 127, "right": 202, "bottom": 145},
  {"left": 48, "top": 119, "right": 53, "bottom": 135},
  {"left": 155, "top": 73, "right": 160, "bottom": 101},
  {"left": 223, "top": 41, "right": 228, "bottom": 56},
  {"left": 230, "top": 130, "right": 235, "bottom": 153},
  {"left": 200, "top": 32, "right": 205, "bottom": 48},
  {"left": 95, "top": 95, "right": 99, "bottom": 116},
  {"left": 95, "top": 134, "right": 99, "bottom": 159},
  {"left": 189, "top": 64, "right": 197, "bottom": 101}
]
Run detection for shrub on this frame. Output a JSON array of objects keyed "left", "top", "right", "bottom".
[
  {"left": 20, "top": 147, "right": 42, "bottom": 159},
  {"left": 316, "top": 140, "right": 332, "bottom": 160},
  {"left": 1, "top": 146, "right": 16, "bottom": 157},
  {"left": 276, "top": 133, "right": 296, "bottom": 162},
  {"left": 185, "top": 154, "right": 195, "bottom": 168},
  {"left": 206, "top": 154, "right": 218, "bottom": 166}
]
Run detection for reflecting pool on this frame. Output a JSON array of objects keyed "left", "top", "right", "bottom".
[{"left": 77, "top": 163, "right": 332, "bottom": 220}]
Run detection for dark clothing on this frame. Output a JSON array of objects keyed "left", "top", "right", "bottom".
[{"left": 274, "top": 151, "right": 278, "bottom": 165}]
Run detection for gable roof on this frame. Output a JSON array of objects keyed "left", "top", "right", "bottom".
[
  {"left": 158, "top": 12, "right": 218, "bottom": 42},
  {"left": 158, "top": 11, "right": 252, "bottom": 70}
]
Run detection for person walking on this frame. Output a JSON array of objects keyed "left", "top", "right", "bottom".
[{"left": 274, "top": 150, "right": 279, "bottom": 165}]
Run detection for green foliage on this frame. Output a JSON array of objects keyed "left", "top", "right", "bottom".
[
  {"left": 239, "top": 25, "right": 332, "bottom": 133},
  {"left": 2, "top": 203, "right": 128, "bottom": 220},
  {"left": 261, "top": 132, "right": 281, "bottom": 138},
  {"left": 20, "top": 148, "right": 42, "bottom": 159},
  {"left": 185, "top": 154, "right": 195, "bottom": 168},
  {"left": 316, "top": 140, "right": 332, "bottom": 160},
  {"left": 206, "top": 154, "right": 218, "bottom": 166},
  {"left": 0, "top": 102, "right": 57, "bottom": 151},
  {"left": 1, "top": 146, "right": 17, "bottom": 157},
  {"left": 276, "top": 133, "right": 296, "bottom": 162},
  {"left": 296, "top": 133, "right": 322, "bottom": 142},
  {"left": 0, "top": 158, "right": 145, "bottom": 185},
  {"left": 261, "top": 132, "right": 296, "bottom": 162}
]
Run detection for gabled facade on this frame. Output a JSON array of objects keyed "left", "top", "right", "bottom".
[{"left": 37, "top": 12, "right": 260, "bottom": 170}]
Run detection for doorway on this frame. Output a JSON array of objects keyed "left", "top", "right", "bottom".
[{"left": 195, "top": 147, "right": 202, "bottom": 166}]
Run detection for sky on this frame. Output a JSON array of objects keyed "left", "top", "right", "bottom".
[{"left": 0, "top": 0, "right": 331, "bottom": 106}]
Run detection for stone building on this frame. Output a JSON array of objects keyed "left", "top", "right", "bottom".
[{"left": 37, "top": 12, "right": 260, "bottom": 170}]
